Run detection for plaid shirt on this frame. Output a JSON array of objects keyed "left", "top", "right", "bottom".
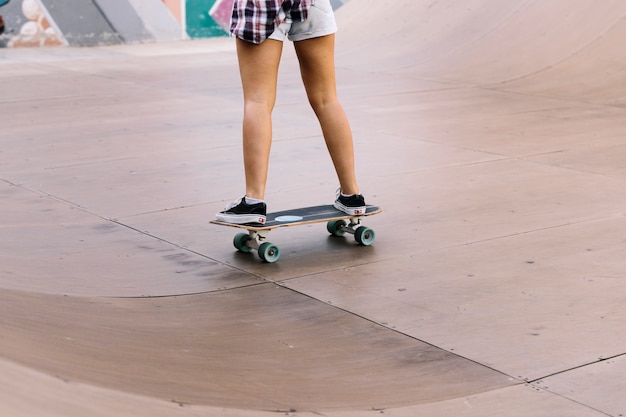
[{"left": 231, "top": 0, "right": 312, "bottom": 44}]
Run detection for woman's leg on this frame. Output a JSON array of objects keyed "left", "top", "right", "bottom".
[
  {"left": 236, "top": 37, "right": 284, "bottom": 200},
  {"left": 293, "top": 34, "right": 360, "bottom": 195}
]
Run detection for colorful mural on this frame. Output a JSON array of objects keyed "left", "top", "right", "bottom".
[
  {"left": 162, "top": 0, "right": 182, "bottom": 24},
  {"left": 209, "top": 0, "right": 234, "bottom": 31},
  {"left": 17, "top": 0, "right": 64, "bottom": 46},
  {"left": 0, "top": 0, "right": 349, "bottom": 47},
  {"left": 0, "top": 0, "right": 64, "bottom": 47},
  {"left": 186, "top": 0, "right": 230, "bottom": 39}
]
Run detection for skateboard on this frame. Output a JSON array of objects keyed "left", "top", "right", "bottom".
[{"left": 211, "top": 204, "right": 382, "bottom": 263}]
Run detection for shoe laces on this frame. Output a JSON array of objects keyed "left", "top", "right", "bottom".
[{"left": 223, "top": 197, "right": 244, "bottom": 211}]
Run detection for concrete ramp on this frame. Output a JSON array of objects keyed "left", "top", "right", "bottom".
[
  {"left": 1, "top": 1, "right": 626, "bottom": 416},
  {"left": 338, "top": 0, "right": 626, "bottom": 102}
]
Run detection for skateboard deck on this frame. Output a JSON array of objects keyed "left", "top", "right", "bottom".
[{"left": 211, "top": 204, "right": 382, "bottom": 263}]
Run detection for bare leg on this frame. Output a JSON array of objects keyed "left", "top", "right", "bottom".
[
  {"left": 236, "top": 37, "right": 284, "bottom": 200},
  {"left": 294, "top": 34, "right": 360, "bottom": 195}
]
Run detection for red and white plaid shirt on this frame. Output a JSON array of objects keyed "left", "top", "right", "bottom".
[{"left": 231, "top": 0, "right": 312, "bottom": 44}]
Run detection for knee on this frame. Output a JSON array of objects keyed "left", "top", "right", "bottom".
[
  {"left": 244, "top": 96, "right": 276, "bottom": 114},
  {"left": 307, "top": 93, "right": 339, "bottom": 115}
]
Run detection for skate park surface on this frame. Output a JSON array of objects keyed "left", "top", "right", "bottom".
[{"left": 2, "top": 0, "right": 626, "bottom": 415}]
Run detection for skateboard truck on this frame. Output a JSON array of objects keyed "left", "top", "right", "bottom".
[
  {"left": 233, "top": 230, "right": 281, "bottom": 263},
  {"left": 326, "top": 217, "right": 376, "bottom": 246}
]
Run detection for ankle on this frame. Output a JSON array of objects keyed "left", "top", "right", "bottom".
[
  {"left": 339, "top": 188, "right": 360, "bottom": 196},
  {"left": 244, "top": 196, "right": 265, "bottom": 205}
]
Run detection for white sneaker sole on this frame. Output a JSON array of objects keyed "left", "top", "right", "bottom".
[
  {"left": 216, "top": 212, "right": 266, "bottom": 225},
  {"left": 333, "top": 202, "right": 366, "bottom": 216}
]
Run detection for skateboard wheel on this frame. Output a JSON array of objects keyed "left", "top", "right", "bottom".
[
  {"left": 233, "top": 233, "right": 253, "bottom": 253},
  {"left": 355, "top": 226, "right": 375, "bottom": 246},
  {"left": 326, "top": 220, "right": 347, "bottom": 237},
  {"left": 258, "top": 242, "right": 280, "bottom": 263}
]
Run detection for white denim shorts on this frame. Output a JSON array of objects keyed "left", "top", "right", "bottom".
[{"left": 269, "top": 0, "right": 338, "bottom": 42}]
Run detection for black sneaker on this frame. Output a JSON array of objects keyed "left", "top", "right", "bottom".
[
  {"left": 216, "top": 197, "right": 267, "bottom": 225},
  {"left": 334, "top": 191, "right": 366, "bottom": 215}
]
